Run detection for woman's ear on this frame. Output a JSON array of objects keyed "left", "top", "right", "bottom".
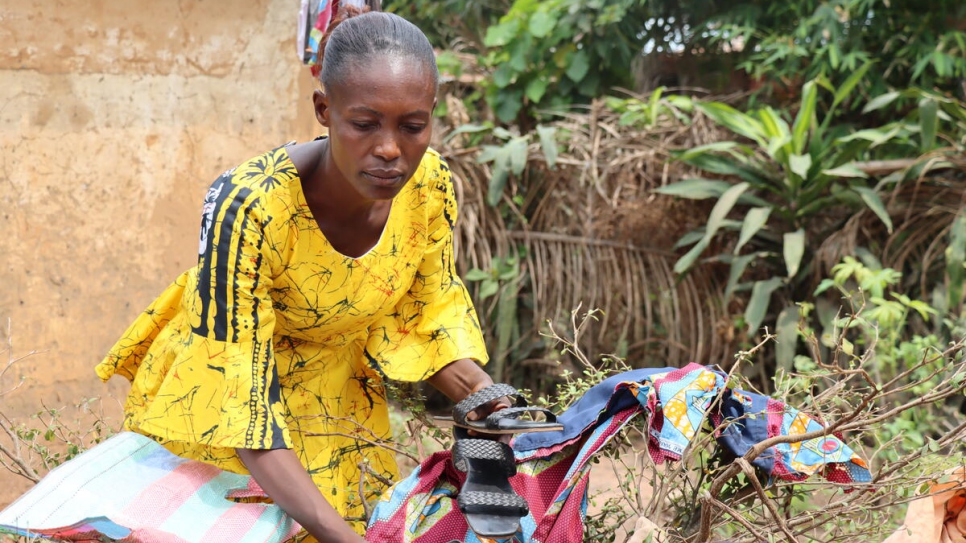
[{"left": 313, "top": 89, "right": 330, "bottom": 127}]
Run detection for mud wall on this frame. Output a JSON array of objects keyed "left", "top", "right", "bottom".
[{"left": 0, "top": 0, "right": 319, "bottom": 502}]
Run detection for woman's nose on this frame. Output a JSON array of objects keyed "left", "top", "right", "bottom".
[{"left": 373, "top": 134, "right": 401, "bottom": 161}]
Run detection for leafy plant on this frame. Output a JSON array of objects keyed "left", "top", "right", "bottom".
[
  {"left": 603, "top": 87, "right": 694, "bottom": 128},
  {"left": 543, "top": 304, "right": 966, "bottom": 543},
  {"left": 718, "top": 0, "right": 966, "bottom": 100},
  {"left": 480, "top": 0, "right": 651, "bottom": 122},
  {"left": 465, "top": 253, "right": 531, "bottom": 381},
  {"left": 657, "top": 72, "right": 929, "bottom": 338},
  {"left": 447, "top": 123, "right": 559, "bottom": 207}
]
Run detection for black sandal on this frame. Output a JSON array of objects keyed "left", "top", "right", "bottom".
[
  {"left": 439, "top": 383, "right": 563, "bottom": 435},
  {"left": 444, "top": 383, "right": 561, "bottom": 539},
  {"left": 453, "top": 435, "right": 528, "bottom": 538}
]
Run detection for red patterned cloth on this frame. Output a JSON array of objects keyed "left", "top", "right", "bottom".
[{"left": 365, "top": 364, "right": 871, "bottom": 543}]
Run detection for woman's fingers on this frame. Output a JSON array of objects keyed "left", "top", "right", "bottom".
[{"left": 464, "top": 396, "right": 513, "bottom": 442}]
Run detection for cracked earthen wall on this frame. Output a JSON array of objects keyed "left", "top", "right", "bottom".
[{"left": 0, "top": 0, "right": 319, "bottom": 503}]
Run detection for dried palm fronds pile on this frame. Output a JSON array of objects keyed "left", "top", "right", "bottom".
[
  {"left": 816, "top": 153, "right": 966, "bottom": 308},
  {"left": 437, "top": 93, "right": 738, "bottom": 375}
]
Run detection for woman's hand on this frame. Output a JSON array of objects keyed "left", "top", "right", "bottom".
[
  {"left": 236, "top": 448, "right": 366, "bottom": 543},
  {"left": 427, "top": 358, "right": 512, "bottom": 442}
]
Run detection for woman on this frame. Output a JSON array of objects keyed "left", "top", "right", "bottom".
[{"left": 95, "top": 9, "right": 500, "bottom": 543}]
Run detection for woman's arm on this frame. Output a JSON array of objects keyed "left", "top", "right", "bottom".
[
  {"left": 428, "top": 358, "right": 511, "bottom": 437},
  {"left": 426, "top": 358, "right": 494, "bottom": 402},
  {"left": 236, "top": 448, "right": 366, "bottom": 543}
]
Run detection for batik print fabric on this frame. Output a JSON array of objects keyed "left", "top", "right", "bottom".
[
  {"left": 367, "top": 364, "right": 871, "bottom": 543},
  {"left": 95, "top": 144, "right": 488, "bottom": 532}
]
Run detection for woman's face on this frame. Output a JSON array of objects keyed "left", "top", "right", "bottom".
[{"left": 315, "top": 56, "right": 437, "bottom": 202}]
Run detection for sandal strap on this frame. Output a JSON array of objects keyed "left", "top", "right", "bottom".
[
  {"left": 453, "top": 383, "right": 524, "bottom": 425},
  {"left": 458, "top": 490, "right": 529, "bottom": 517},
  {"left": 484, "top": 406, "right": 558, "bottom": 427},
  {"left": 452, "top": 438, "right": 516, "bottom": 476}
]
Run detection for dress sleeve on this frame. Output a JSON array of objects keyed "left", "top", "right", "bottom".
[
  {"left": 138, "top": 157, "right": 293, "bottom": 450},
  {"left": 364, "top": 157, "right": 489, "bottom": 382}
]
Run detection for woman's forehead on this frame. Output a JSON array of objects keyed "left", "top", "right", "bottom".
[{"left": 327, "top": 56, "right": 437, "bottom": 107}]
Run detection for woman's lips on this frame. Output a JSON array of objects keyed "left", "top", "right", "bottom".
[{"left": 363, "top": 170, "right": 405, "bottom": 185}]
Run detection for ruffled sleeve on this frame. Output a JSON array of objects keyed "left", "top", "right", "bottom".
[
  {"left": 103, "top": 150, "right": 298, "bottom": 451},
  {"left": 364, "top": 156, "right": 489, "bottom": 382}
]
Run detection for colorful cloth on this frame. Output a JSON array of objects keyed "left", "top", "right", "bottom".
[
  {"left": 2, "top": 365, "right": 870, "bottom": 542},
  {"left": 94, "top": 143, "right": 488, "bottom": 532},
  {"left": 366, "top": 363, "right": 871, "bottom": 542},
  {"left": 0, "top": 432, "right": 300, "bottom": 543},
  {"left": 299, "top": 0, "right": 335, "bottom": 75}
]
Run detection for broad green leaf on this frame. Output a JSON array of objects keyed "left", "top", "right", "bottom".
[
  {"left": 835, "top": 125, "right": 902, "bottom": 147},
  {"left": 783, "top": 229, "right": 805, "bottom": 278},
  {"left": 443, "top": 122, "right": 492, "bottom": 144},
  {"left": 487, "top": 163, "right": 509, "bottom": 207},
  {"left": 647, "top": 87, "right": 665, "bottom": 125},
  {"left": 853, "top": 186, "right": 894, "bottom": 233},
  {"left": 476, "top": 144, "right": 503, "bottom": 164},
  {"left": 946, "top": 214, "right": 966, "bottom": 309},
  {"left": 674, "top": 238, "right": 711, "bottom": 274},
  {"left": 696, "top": 102, "right": 765, "bottom": 146},
  {"left": 735, "top": 207, "right": 771, "bottom": 254},
  {"left": 528, "top": 11, "right": 555, "bottom": 38},
  {"left": 566, "top": 50, "right": 590, "bottom": 82},
  {"left": 536, "top": 125, "right": 558, "bottom": 168},
  {"left": 653, "top": 178, "right": 733, "bottom": 200},
  {"left": 832, "top": 62, "right": 872, "bottom": 110},
  {"left": 674, "top": 151, "right": 772, "bottom": 190},
  {"left": 703, "top": 182, "right": 749, "bottom": 241},
  {"left": 789, "top": 153, "right": 812, "bottom": 180},
  {"left": 495, "top": 89, "right": 524, "bottom": 123},
  {"left": 919, "top": 98, "right": 938, "bottom": 151},
  {"left": 526, "top": 77, "right": 550, "bottom": 103},
  {"left": 492, "top": 127, "right": 514, "bottom": 140},
  {"left": 674, "top": 182, "right": 749, "bottom": 274},
  {"left": 828, "top": 44, "right": 840, "bottom": 70},
  {"left": 791, "top": 80, "right": 817, "bottom": 154},
  {"left": 483, "top": 20, "right": 519, "bottom": 47},
  {"left": 673, "top": 141, "right": 744, "bottom": 162},
  {"left": 822, "top": 163, "right": 868, "bottom": 178},
  {"left": 862, "top": 91, "right": 901, "bottom": 113},
  {"left": 725, "top": 252, "right": 758, "bottom": 300},
  {"left": 478, "top": 279, "right": 499, "bottom": 300},
  {"left": 464, "top": 268, "right": 491, "bottom": 281},
  {"left": 493, "top": 63, "right": 514, "bottom": 88},
  {"left": 666, "top": 95, "right": 694, "bottom": 112},
  {"left": 509, "top": 38, "right": 530, "bottom": 72},
  {"left": 766, "top": 135, "right": 793, "bottom": 159},
  {"left": 745, "top": 278, "right": 784, "bottom": 335},
  {"left": 775, "top": 305, "right": 800, "bottom": 372},
  {"left": 814, "top": 278, "right": 836, "bottom": 296},
  {"left": 506, "top": 137, "right": 529, "bottom": 176},
  {"left": 758, "top": 107, "right": 791, "bottom": 140},
  {"left": 674, "top": 228, "right": 705, "bottom": 249}
]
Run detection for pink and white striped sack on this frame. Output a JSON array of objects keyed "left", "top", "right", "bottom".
[{"left": 0, "top": 432, "right": 299, "bottom": 543}]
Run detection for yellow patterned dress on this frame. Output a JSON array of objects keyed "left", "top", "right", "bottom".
[{"left": 95, "top": 144, "right": 488, "bottom": 532}]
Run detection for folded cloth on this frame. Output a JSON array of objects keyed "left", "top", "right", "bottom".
[
  {"left": 0, "top": 432, "right": 300, "bottom": 543},
  {"left": 365, "top": 364, "right": 871, "bottom": 543}
]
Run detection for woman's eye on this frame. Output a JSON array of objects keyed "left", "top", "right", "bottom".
[
  {"left": 352, "top": 122, "right": 376, "bottom": 130},
  {"left": 403, "top": 124, "right": 427, "bottom": 134}
]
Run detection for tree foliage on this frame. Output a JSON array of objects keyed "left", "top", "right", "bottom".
[{"left": 388, "top": 0, "right": 966, "bottom": 122}]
